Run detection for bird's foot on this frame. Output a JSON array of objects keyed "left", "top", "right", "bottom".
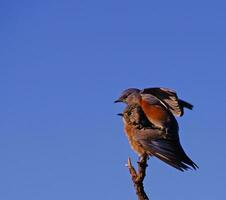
[{"left": 138, "top": 154, "right": 148, "bottom": 166}]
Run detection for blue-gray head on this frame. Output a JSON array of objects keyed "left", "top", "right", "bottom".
[{"left": 114, "top": 88, "right": 141, "bottom": 104}]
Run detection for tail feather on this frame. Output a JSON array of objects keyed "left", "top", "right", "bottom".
[{"left": 179, "top": 99, "right": 193, "bottom": 110}]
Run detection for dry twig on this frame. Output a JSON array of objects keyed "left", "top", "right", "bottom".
[{"left": 127, "top": 154, "right": 149, "bottom": 200}]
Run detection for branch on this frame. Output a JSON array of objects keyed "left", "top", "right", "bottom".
[{"left": 127, "top": 154, "right": 149, "bottom": 200}]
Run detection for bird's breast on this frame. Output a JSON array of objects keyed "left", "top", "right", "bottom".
[{"left": 124, "top": 122, "right": 146, "bottom": 155}]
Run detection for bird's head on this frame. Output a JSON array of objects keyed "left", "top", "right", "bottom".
[{"left": 114, "top": 88, "right": 141, "bottom": 104}]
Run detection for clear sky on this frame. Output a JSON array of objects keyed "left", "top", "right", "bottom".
[{"left": 0, "top": 0, "right": 225, "bottom": 199}]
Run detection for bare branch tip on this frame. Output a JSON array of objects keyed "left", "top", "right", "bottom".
[{"left": 127, "top": 157, "right": 132, "bottom": 168}]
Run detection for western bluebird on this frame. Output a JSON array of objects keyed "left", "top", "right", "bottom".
[
  {"left": 115, "top": 87, "right": 193, "bottom": 134},
  {"left": 115, "top": 87, "right": 198, "bottom": 171}
]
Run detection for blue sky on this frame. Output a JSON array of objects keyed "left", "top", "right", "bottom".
[{"left": 0, "top": 0, "right": 225, "bottom": 199}]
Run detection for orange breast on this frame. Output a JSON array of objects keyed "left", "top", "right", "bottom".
[{"left": 124, "top": 123, "right": 145, "bottom": 155}]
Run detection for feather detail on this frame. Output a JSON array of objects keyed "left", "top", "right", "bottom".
[{"left": 139, "top": 138, "right": 198, "bottom": 171}]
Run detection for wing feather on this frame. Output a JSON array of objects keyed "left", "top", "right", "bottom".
[
  {"left": 141, "top": 87, "right": 193, "bottom": 116},
  {"left": 137, "top": 136, "right": 198, "bottom": 171}
]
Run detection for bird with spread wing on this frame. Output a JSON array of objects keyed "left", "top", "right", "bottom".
[{"left": 115, "top": 87, "right": 198, "bottom": 171}]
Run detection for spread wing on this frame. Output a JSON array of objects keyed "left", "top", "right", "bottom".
[
  {"left": 133, "top": 128, "right": 198, "bottom": 171},
  {"left": 139, "top": 93, "right": 173, "bottom": 129},
  {"left": 141, "top": 87, "right": 193, "bottom": 116}
]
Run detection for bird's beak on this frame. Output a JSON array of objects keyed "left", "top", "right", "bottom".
[
  {"left": 117, "top": 113, "right": 123, "bottom": 117},
  {"left": 114, "top": 98, "right": 123, "bottom": 103},
  {"left": 114, "top": 100, "right": 121, "bottom": 103}
]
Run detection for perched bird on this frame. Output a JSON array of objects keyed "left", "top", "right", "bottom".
[
  {"left": 115, "top": 87, "right": 198, "bottom": 171},
  {"left": 115, "top": 87, "right": 193, "bottom": 134}
]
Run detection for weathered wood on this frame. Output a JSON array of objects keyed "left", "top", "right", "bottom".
[{"left": 127, "top": 154, "right": 149, "bottom": 200}]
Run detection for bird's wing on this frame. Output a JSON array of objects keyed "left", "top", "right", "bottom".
[
  {"left": 139, "top": 93, "right": 171, "bottom": 128},
  {"left": 133, "top": 128, "right": 198, "bottom": 171},
  {"left": 141, "top": 87, "right": 193, "bottom": 116}
]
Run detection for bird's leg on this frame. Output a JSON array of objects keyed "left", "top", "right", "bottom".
[{"left": 138, "top": 154, "right": 149, "bottom": 163}]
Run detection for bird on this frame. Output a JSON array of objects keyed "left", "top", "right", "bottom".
[
  {"left": 115, "top": 87, "right": 198, "bottom": 171},
  {"left": 115, "top": 87, "right": 193, "bottom": 134}
]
